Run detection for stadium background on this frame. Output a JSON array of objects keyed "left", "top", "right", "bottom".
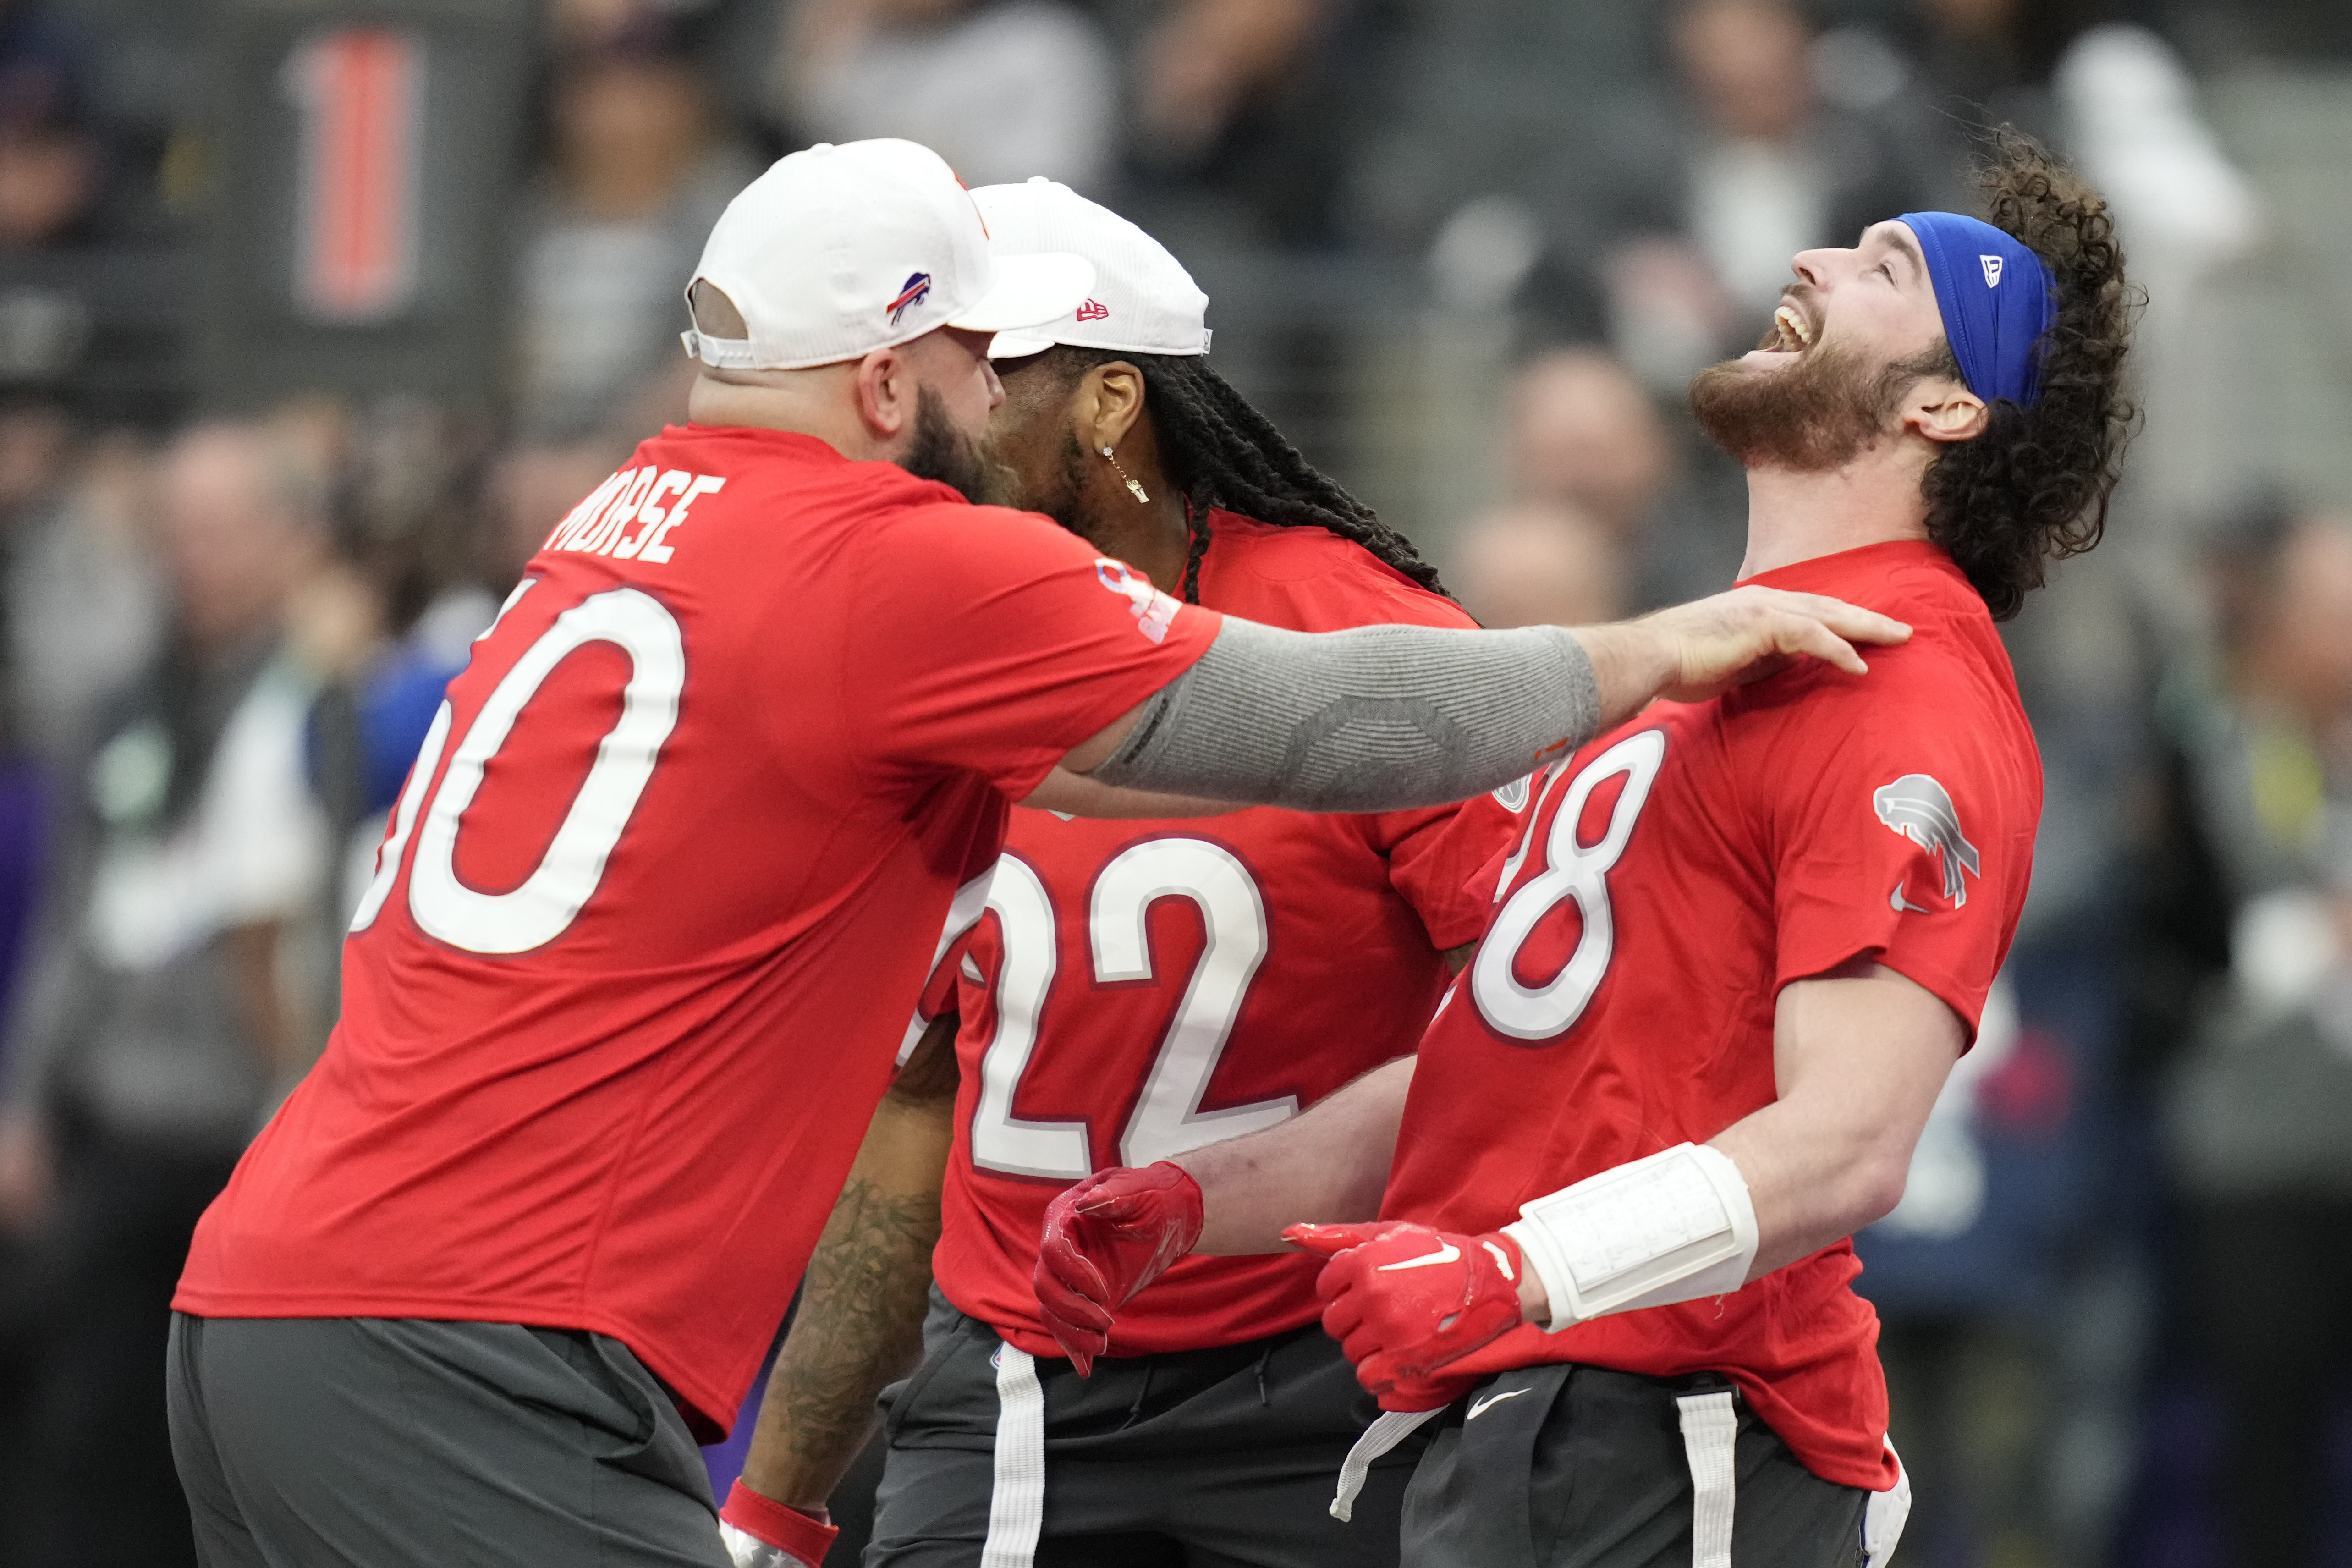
[{"left": 0, "top": 0, "right": 2349, "bottom": 1564}]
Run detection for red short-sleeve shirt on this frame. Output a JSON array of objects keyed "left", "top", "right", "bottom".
[
  {"left": 174, "top": 426, "right": 1218, "bottom": 1436},
  {"left": 1381, "top": 540, "right": 2040, "bottom": 1491}
]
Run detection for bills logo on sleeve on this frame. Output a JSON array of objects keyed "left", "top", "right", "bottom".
[
  {"left": 1874, "top": 773, "right": 1981, "bottom": 913},
  {"left": 1093, "top": 558, "right": 1180, "bottom": 644}
]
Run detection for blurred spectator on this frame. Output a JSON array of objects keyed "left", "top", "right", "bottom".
[
  {"left": 2054, "top": 24, "right": 2259, "bottom": 561},
  {"left": 1900, "top": 0, "right": 2048, "bottom": 128},
  {"left": 487, "top": 436, "right": 631, "bottom": 589},
  {"left": 0, "top": 0, "right": 101, "bottom": 249},
  {"left": 1452, "top": 499, "right": 1627, "bottom": 629},
  {"left": 1527, "top": 0, "right": 1934, "bottom": 393},
  {"left": 1127, "top": 0, "right": 1327, "bottom": 170},
  {"left": 1505, "top": 347, "right": 1670, "bottom": 538},
  {"left": 516, "top": 46, "right": 754, "bottom": 439},
  {"left": 1499, "top": 347, "right": 1742, "bottom": 609},
  {"left": 299, "top": 400, "right": 504, "bottom": 931},
  {"left": 2148, "top": 508, "right": 2352, "bottom": 1568},
  {"left": 772, "top": 0, "right": 1116, "bottom": 191},
  {"left": 2, "top": 415, "right": 159, "bottom": 768},
  {"left": 0, "top": 421, "right": 330, "bottom": 1568}
]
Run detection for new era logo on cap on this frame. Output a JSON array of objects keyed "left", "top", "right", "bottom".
[
  {"left": 970, "top": 178, "right": 1210, "bottom": 361},
  {"left": 889, "top": 271, "right": 933, "bottom": 324},
  {"left": 1979, "top": 254, "right": 2003, "bottom": 288}
]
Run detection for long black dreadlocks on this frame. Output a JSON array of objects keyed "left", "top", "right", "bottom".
[{"left": 1038, "top": 345, "right": 1449, "bottom": 605}]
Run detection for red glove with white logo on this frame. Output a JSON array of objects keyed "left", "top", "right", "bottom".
[
  {"left": 718, "top": 1481, "right": 838, "bottom": 1568},
  {"left": 1286, "top": 1221, "right": 1528, "bottom": 1410},
  {"left": 1035, "top": 1161, "right": 1205, "bottom": 1375}
]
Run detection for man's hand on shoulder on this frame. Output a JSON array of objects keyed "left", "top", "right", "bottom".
[{"left": 1576, "top": 587, "right": 1912, "bottom": 718}]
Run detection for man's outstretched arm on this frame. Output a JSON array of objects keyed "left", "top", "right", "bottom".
[
  {"left": 1184, "top": 1055, "right": 1414, "bottom": 1254},
  {"left": 1029, "top": 1053, "right": 1415, "bottom": 1371},
  {"left": 723, "top": 1015, "right": 960, "bottom": 1565},
  {"left": 1030, "top": 945, "right": 1475, "bottom": 1365},
  {"left": 1031, "top": 586, "right": 1911, "bottom": 817}
]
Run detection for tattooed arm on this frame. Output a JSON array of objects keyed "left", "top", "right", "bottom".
[{"left": 738, "top": 1012, "right": 961, "bottom": 1513}]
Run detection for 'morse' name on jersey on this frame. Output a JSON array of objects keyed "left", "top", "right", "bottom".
[{"left": 544, "top": 467, "right": 728, "bottom": 564}]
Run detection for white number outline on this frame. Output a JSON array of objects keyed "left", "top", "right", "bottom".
[
  {"left": 968, "top": 836, "right": 1288, "bottom": 1180},
  {"left": 969, "top": 854, "right": 1091, "bottom": 1180},
  {"left": 1471, "top": 729, "right": 1666, "bottom": 1041},
  {"left": 352, "top": 586, "right": 685, "bottom": 956},
  {"left": 1092, "top": 838, "right": 1289, "bottom": 1167}
]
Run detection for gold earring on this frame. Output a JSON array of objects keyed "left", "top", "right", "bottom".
[{"left": 1101, "top": 444, "right": 1149, "bottom": 504}]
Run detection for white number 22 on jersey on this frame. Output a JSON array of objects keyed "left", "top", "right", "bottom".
[
  {"left": 1471, "top": 729, "right": 1665, "bottom": 1040},
  {"left": 349, "top": 585, "right": 685, "bottom": 954},
  {"left": 970, "top": 838, "right": 1295, "bottom": 1181}
]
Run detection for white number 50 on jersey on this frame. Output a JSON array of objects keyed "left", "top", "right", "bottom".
[
  {"left": 972, "top": 839, "right": 1295, "bottom": 1181},
  {"left": 350, "top": 584, "right": 684, "bottom": 953},
  {"left": 1471, "top": 729, "right": 1665, "bottom": 1040}
]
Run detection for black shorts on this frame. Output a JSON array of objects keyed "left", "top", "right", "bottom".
[
  {"left": 1401, "top": 1364, "right": 1875, "bottom": 1568},
  {"left": 167, "top": 1313, "right": 728, "bottom": 1568},
  {"left": 866, "top": 1294, "right": 1424, "bottom": 1568}
]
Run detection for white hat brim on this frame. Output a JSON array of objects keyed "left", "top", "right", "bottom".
[
  {"left": 987, "top": 329, "right": 1058, "bottom": 359},
  {"left": 948, "top": 252, "right": 1094, "bottom": 333}
]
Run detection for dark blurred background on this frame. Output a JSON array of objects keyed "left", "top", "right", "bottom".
[{"left": 0, "top": 2, "right": 2348, "bottom": 1565}]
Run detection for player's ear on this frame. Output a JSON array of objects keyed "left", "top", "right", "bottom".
[
  {"left": 1902, "top": 380, "right": 1988, "bottom": 445},
  {"left": 1083, "top": 362, "right": 1146, "bottom": 454},
  {"left": 853, "top": 347, "right": 914, "bottom": 441}
]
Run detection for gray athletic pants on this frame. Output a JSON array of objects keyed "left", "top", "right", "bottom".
[
  {"left": 166, "top": 1313, "right": 729, "bottom": 1568},
  {"left": 866, "top": 1295, "right": 1423, "bottom": 1568},
  {"left": 1401, "top": 1364, "right": 1870, "bottom": 1568}
]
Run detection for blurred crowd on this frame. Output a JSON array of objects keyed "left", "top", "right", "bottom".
[{"left": 0, "top": 0, "right": 2346, "bottom": 1566}]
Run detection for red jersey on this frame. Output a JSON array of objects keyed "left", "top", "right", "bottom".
[
  {"left": 928, "top": 511, "right": 1518, "bottom": 1360},
  {"left": 175, "top": 426, "right": 1218, "bottom": 1437},
  {"left": 1381, "top": 540, "right": 2038, "bottom": 1491}
]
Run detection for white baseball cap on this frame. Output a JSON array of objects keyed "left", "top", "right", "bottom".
[
  {"left": 680, "top": 140, "right": 1096, "bottom": 371},
  {"left": 969, "top": 178, "right": 1212, "bottom": 360}
]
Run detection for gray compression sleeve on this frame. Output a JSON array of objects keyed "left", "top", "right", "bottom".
[{"left": 1091, "top": 616, "right": 1602, "bottom": 811}]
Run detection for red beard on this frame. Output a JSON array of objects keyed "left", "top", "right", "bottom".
[{"left": 1687, "top": 338, "right": 1914, "bottom": 473}]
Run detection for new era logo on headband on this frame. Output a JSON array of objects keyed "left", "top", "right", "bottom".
[
  {"left": 1979, "top": 255, "right": 2003, "bottom": 288},
  {"left": 888, "top": 271, "right": 933, "bottom": 324}
]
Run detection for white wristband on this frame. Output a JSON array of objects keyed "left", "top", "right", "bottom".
[{"left": 1501, "top": 1143, "right": 1759, "bottom": 1332}]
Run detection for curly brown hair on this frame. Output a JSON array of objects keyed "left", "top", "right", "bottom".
[{"left": 1918, "top": 130, "right": 2139, "bottom": 619}]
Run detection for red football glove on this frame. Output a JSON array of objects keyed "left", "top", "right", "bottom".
[
  {"left": 1034, "top": 1161, "right": 1204, "bottom": 1375},
  {"left": 718, "top": 1480, "right": 838, "bottom": 1568},
  {"left": 1286, "top": 1221, "right": 1528, "bottom": 1410}
]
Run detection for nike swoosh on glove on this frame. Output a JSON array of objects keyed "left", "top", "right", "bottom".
[
  {"left": 1286, "top": 1221, "right": 1526, "bottom": 1409},
  {"left": 720, "top": 1480, "right": 838, "bottom": 1568},
  {"left": 1034, "top": 1161, "right": 1204, "bottom": 1375}
]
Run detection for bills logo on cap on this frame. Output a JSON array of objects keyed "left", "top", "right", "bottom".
[
  {"left": 888, "top": 271, "right": 933, "bottom": 325},
  {"left": 1075, "top": 298, "right": 1110, "bottom": 322},
  {"left": 1979, "top": 255, "right": 2003, "bottom": 288}
]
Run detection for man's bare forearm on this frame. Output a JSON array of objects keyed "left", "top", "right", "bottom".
[
  {"left": 1181, "top": 1055, "right": 1414, "bottom": 1254},
  {"left": 740, "top": 1017, "right": 958, "bottom": 1511},
  {"left": 1711, "top": 963, "right": 1962, "bottom": 1278}
]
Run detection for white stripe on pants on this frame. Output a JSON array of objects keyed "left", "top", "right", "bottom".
[
  {"left": 1675, "top": 1390, "right": 1738, "bottom": 1568},
  {"left": 980, "top": 1344, "right": 1046, "bottom": 1568}
]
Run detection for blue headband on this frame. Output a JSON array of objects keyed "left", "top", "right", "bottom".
[{"left": 1895, "top": 211, "right": 2055, "bottom": 408}]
